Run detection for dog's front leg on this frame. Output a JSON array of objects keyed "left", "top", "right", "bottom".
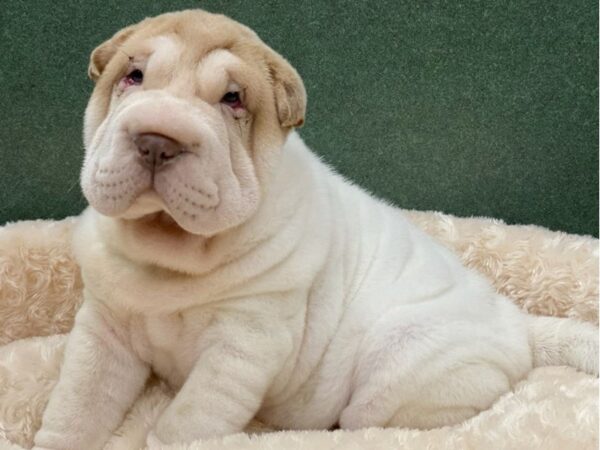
[
  {"left": 33, "top": 299, "right": 150, "bottom": 450},
  {"left": 150, "top": 310, "right": 292, "bottom": 445}
]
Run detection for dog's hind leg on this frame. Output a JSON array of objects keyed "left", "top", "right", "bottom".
[{"left": 339, "top": 300, "right": 531, "bottom": 430}]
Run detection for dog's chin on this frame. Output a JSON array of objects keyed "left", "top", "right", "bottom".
[
  {"left": 118, "top": 191, "right": 165, "bottom": 220},
  {"left": 113, "top": 191, "right": 192, "bottom": 236},
  {"left": 134, "top": 210, "right": 191, "bottom": 236}
]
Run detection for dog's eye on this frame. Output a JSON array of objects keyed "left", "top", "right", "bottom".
[
  {"left": 125, "top": 69, "right": 144, "bottom": 86},
  {"left": 221, "top": 91, "right": 242, "bottom": 109}
]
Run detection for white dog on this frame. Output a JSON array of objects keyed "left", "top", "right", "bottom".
[{"left": 33, "top": 10, "right": 598, "bottom": 450}]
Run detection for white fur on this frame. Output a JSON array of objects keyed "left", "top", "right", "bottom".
[{"left": 34, "top": 133, "right": 598, "bottom": 449}]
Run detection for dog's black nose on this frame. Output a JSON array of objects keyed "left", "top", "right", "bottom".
[{"left": 134, "top": 133, "right": 184, "bottom": 169}]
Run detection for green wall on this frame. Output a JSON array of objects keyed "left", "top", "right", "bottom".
[{"left": 1, "top": 0, "right": 597, "bottom": 236}]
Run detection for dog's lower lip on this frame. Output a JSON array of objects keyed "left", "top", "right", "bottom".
[{"left": 137, "top": 210, "right": 185, "bottom": 232}]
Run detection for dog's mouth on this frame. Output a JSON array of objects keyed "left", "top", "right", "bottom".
[
  {"left": 117, "top": 185, "right": 219, "bottom": 234},
  {"left": 135, "top": 210, "right": 191, "bottom": 236},
  {"left": 118, "top": 193, "right": 197, "bottom": 238}
]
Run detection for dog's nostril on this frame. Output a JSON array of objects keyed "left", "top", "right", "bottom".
[{"left": 134, "top": 133, "right": 184, "bottom": 169}]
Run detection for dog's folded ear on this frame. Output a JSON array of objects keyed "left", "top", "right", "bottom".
[
  {"left": 265, "top": 51, "right": 307, "bottom": 129},
  {"left": 88, "top": 25, "right": 138, "bottom": 82}
]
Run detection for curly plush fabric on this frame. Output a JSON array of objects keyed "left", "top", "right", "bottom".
[
  {"left": 0, "top": 212, "right": 597, "bottom": 450},
  {"left": 0, "top": 218, "right": 82, "bottom": 345}
]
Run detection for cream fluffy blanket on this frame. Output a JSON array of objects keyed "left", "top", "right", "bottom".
[{"left": 0, "top": 212, "right": 597, "bottom": 450}]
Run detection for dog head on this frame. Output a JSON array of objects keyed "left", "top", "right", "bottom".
[{"left": 81, "top": 10, "right": 305, "bottom": 236}]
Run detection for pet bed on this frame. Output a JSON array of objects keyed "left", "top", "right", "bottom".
[{"left": 0, "top": 211, "right": 597, "bottom": 449}]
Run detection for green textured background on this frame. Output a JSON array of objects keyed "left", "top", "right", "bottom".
[{"left": 1, "top": 1, "right": 598, "bottom": 236}]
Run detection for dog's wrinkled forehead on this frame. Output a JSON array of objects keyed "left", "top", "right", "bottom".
[
  {"left": 121, "top": 26, "right": 246, "bottom": 69},
  {"left": 143, "top": 35, "right": 182, "bottom": 72},
  {"left": 88, "top": 9, "right": 306, "bottom": 130},
  {"left": 90, "top": 11, "right": 256, "bottom": 76},
  {"left": 126, "top": 34, "right": 244, "bottom": 95}
]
